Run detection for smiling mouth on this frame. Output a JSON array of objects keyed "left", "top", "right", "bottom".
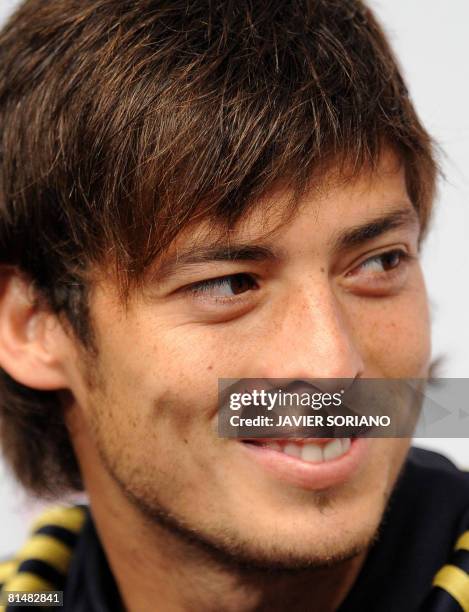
[
  {"left": 242, "top": 438, "right": 352, "bottom": 463},
  {"left": 239, "top": 435, "right": 369, "bottom": 490}
]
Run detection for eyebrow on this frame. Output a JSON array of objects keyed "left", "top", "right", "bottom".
[
  {"left": 153, "top": 205, "right": 419, "bottom": 282},
  {"left": 332, "top": 206, "right": 419, "bottom": 251}
]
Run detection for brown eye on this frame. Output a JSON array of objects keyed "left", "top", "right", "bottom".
[
  {"left": 377, "top": 250, "right": 403, "bottom": 271},
  {"left": 188, "top": 273, "right": 258, "bottom": 298},
  {"left": 350, "top": 249, "right": 409, "bottom": 276},
  {"left": 229, "top": 274, "right": 257, "bottom": 295}
]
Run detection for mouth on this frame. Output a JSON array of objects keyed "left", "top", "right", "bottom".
[
  {"left": 239, "top": 436, "right": 369, "bottom": 490},
  {"left": 242, "top": 437, "right": 351, "bottom": 462}
]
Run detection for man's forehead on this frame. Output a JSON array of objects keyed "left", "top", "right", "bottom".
[
  {"left": 150, "top": 206, "right": 419, "bottom": 285},
  {"left": 162, "top": 150, "right": 409, "bottom": 249},
  {"left": 153, "top": 155, "right": 412, "bottom": 262}
]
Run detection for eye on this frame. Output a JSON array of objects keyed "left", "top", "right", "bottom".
[
  {"left": 344, "top": 248, "right": 414, "bottom": 296},
  {"left": 186, "top": 273, "right": 259, "bottom": 299},
  {"left": 353, "top": 249, "right": 410, "bottom": 275}
]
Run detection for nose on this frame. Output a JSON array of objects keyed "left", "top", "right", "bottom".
[{"left": 254, "top": 283, "right": 364, "bottom": 383}]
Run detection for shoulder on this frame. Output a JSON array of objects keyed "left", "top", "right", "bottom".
[
  {"left": 405, "top": 446, "right": 469, "bottom": 505},
  {"left": 0, "top": 505, "right": 87, "bottom": 599},
  {"left": 407, "top": 445, "right": 469, "bottom": 476},
  {"left": 394, "top": 447, "right": 469, "bottom": 548},
  {"left": 403, "top": 448, "right": 469, "bottom": 610}
]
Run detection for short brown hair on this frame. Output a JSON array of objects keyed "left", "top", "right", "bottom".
[{"left": 0, "top": 0, "right": 437, "bottom": 496}]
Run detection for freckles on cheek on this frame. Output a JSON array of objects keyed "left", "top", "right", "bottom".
[
  {"left": 170, "top": 326, "right": 249, "bottom": 375},
  {"left": 359, "top": 298, "right": 430, "bottom": 376}
]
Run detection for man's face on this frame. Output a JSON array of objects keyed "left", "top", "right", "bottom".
[{"left": 65, "top": 151, "right": 431, "bottom": 568}]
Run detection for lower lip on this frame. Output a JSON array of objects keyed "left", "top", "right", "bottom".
[{"left": 239, "top": 437, "right": 369, "bottom": 490}]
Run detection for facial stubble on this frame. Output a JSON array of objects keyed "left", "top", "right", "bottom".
[{"left": 83, "top": 376, "right": 389, "bottom": 576}]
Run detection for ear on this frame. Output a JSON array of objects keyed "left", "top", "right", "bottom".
[{"left": 0, "top": 269, "right": 70, "bottom": 390}]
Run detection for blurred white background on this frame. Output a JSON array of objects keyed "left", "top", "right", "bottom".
[{"left": 0, "top": 0, "right": 468, "bottom": 551}]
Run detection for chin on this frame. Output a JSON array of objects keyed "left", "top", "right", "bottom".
[
  {"left": 224, "top": 498, "right": 385, "bottom": 570},
  {"left": 191, "top": 515, "right": 379, "bottom": 572}
]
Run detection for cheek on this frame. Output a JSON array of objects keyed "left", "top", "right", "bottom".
[
  {"left": 88, "top": 322, "right": 221, "bottom": 442},
  {"left": 365, "top": 438, "right": 411, "bottom": 498},
  {"left": 349, "top": 281, "right": 431, "bottom": 377}
]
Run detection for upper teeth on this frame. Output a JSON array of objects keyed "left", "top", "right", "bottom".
[{"left": 261, "top": 438, "right": 351, "bottom": 463}]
